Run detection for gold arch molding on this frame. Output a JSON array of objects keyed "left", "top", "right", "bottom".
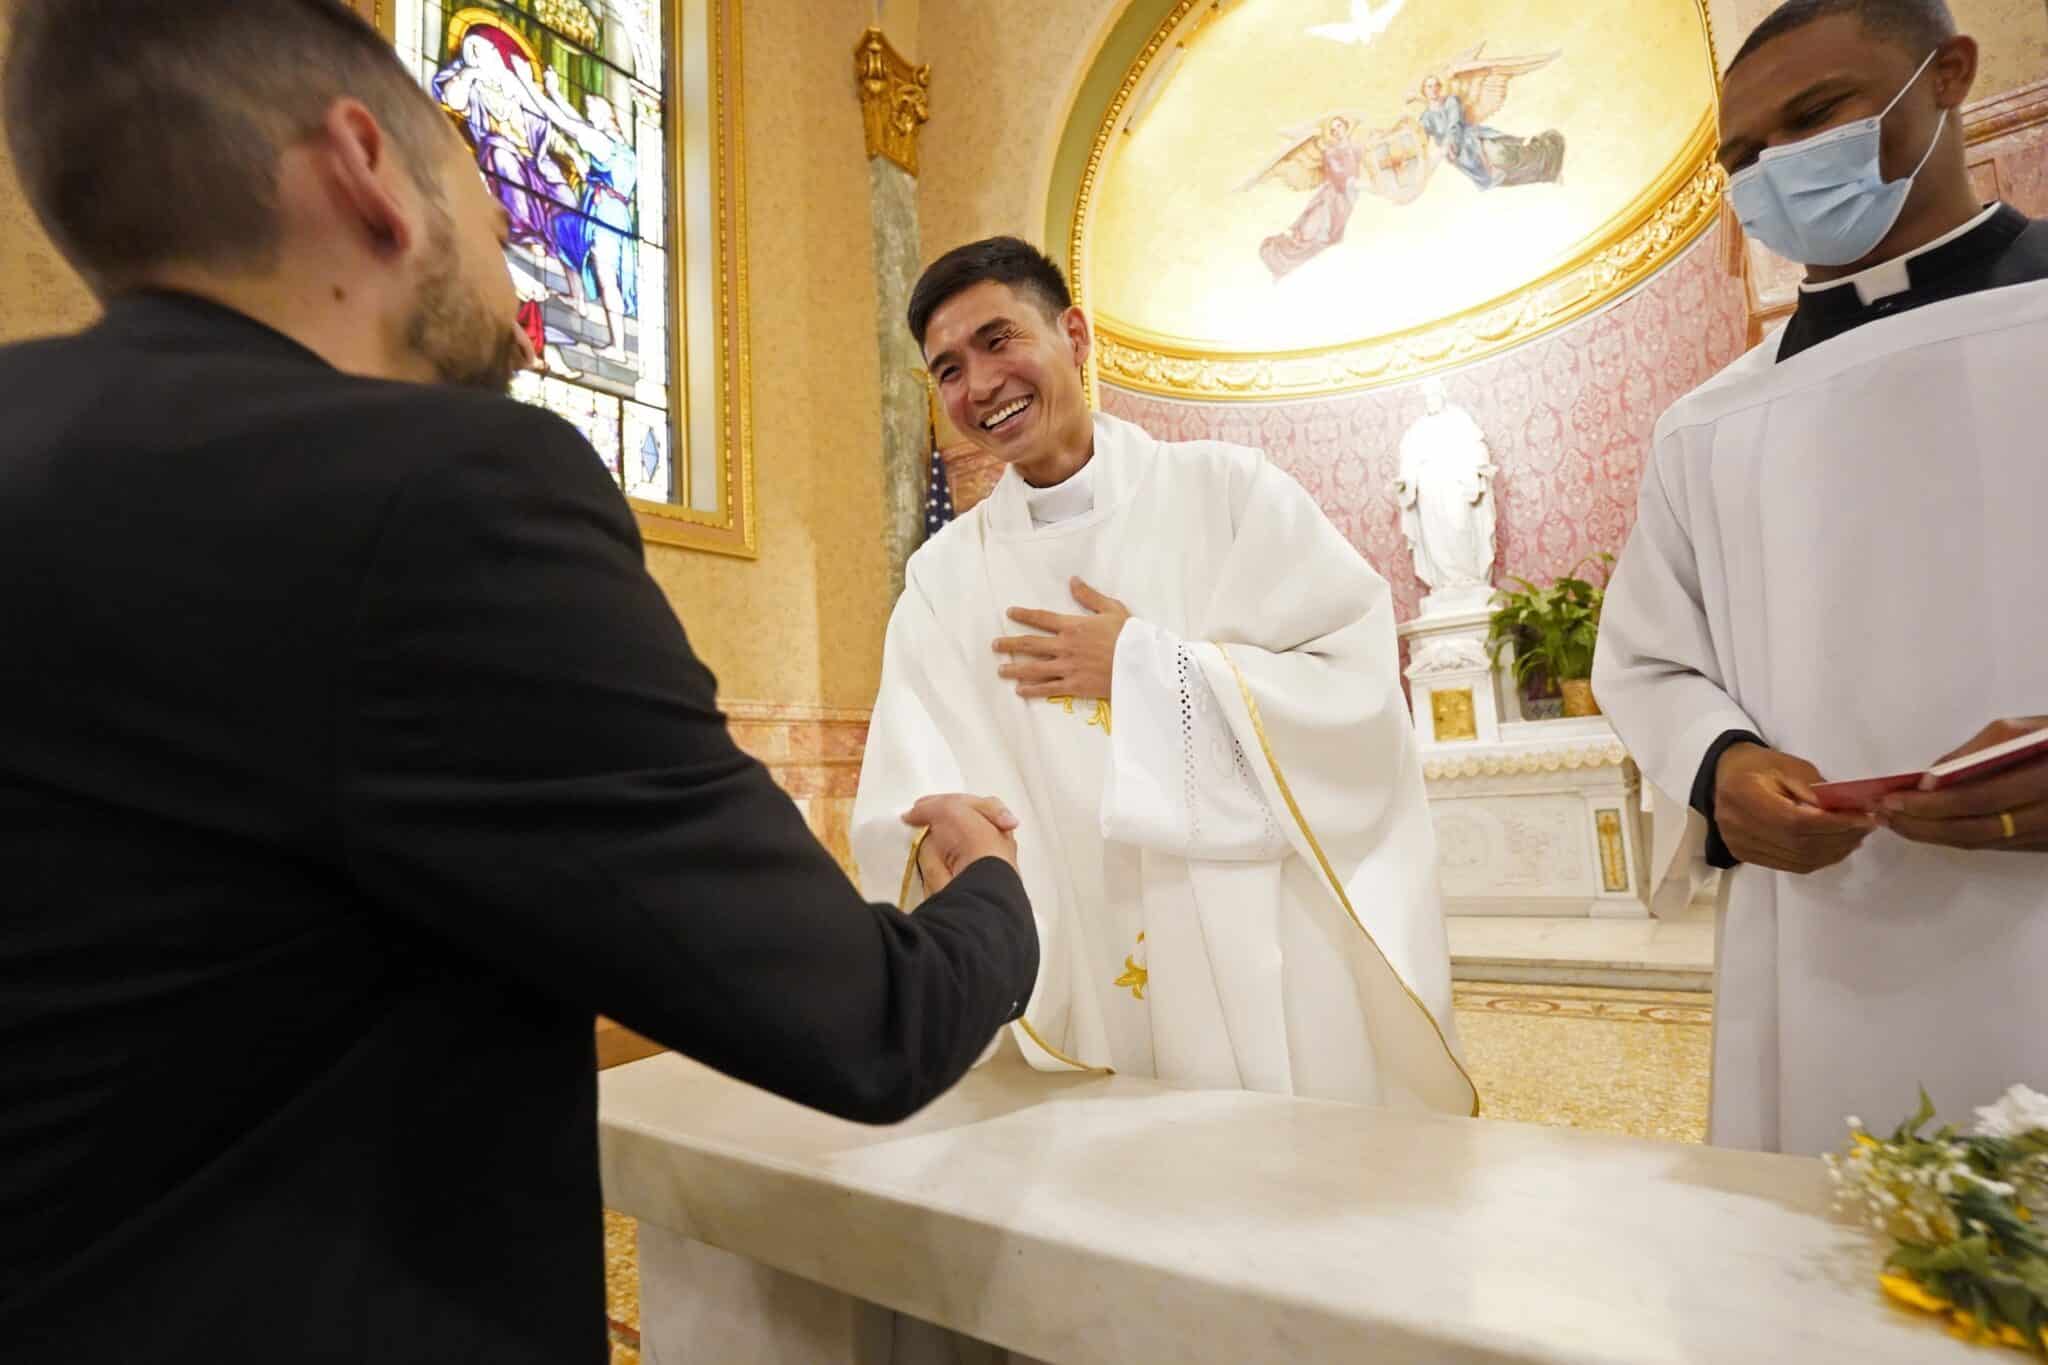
[{"left": 1053, "top": 0, "right": 1724, "bottom": 401}]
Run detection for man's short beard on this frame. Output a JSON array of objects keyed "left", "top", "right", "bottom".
[{"left": 404, "top": 202, "right": 522, "bottom": 393}]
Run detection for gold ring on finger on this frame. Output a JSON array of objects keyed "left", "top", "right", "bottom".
[{"left": 2000, "top": 810, "right": 2018, "bottom": 840}]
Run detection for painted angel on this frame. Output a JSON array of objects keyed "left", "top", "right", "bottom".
[
  {"left": 1238, "top": 114, "right": 1372, "bottom": 281},
  {"left": 1412, "top": 45, "right": 1565, "bottom": 191},
  {"left": 1238, "top": 44, "right": 1564, "bottom": 280}
]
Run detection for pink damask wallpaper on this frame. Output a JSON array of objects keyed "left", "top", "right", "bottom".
[{"left": 1098, "top": 226, "right": 1750, "bottom": 627}]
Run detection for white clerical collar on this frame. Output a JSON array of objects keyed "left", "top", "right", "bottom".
[
  {"left": 1022, "top": 454, "right": 1097, "bottom": 529},
  {"left": 1800, "top": 203, "right": 2003, "bottom": 304}
]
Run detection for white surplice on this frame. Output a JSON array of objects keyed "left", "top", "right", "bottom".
[
  {"left": 853, "top": 412, "right": 1475, "bottom": 1116},
  {"left": 1594, "top": 281, "right": 2048, "bottom": 1156}
]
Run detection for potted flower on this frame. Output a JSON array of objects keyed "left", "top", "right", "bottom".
[{"left": 1485, "top": 553, "right": 1613, "bottom": 719}]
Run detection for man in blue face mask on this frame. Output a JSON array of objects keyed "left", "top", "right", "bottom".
[
  {"left": 1718, "top": 0, "right": 2048, "bottom": 357},
  {"left": 1594, "top": 0, "right": 2048, "bottom": 1157}
]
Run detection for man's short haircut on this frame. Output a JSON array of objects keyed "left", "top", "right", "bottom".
[
  {"left": 907, "top": 236, "right": 1074, "bottom": 349},
  {"left": 3, "top": 0, "right": 454, "bottom": 294},
  {"left": 1725, "top": 0, "right": 1957, "bottom": 78}
]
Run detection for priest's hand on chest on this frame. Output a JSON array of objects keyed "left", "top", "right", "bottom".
[
  {"left": 1877, "top": 717, "right": 2048, "bottom": 854},
  {"left": 994, "top": 577, "right": 1131, "bottom": 702},
  {"left": 1714, "top": 743, "right": 1878, "bottom": 874}
]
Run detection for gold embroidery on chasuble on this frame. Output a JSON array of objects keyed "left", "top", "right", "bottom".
[
  {"left": 1046, "top": 696, "right": 1114, "bottom": 735},
  {"left": 1114, "top": 931, "right": 1148, "bottom": 1000}
]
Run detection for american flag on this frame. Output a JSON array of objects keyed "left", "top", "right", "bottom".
[{"left": 924, "top": 449, "right": 955, "bottom": 540}]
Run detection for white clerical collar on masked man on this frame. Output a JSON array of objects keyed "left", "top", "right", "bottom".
[
  {"left": 1022, "top": 453, "right": 1097, "bottom": 529},
  {"left": 1800, "top": 201, "right": 2003, "bottom": 304}
]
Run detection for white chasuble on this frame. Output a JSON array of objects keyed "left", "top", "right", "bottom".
[
  {"left": 1595, "top": 282, "right": 2048, "bottom": 1156},
  {"left": 854, "top": 413, "right": 1475, "bottom": 1118}
]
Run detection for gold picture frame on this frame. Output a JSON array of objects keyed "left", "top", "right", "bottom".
[{"left": 366, "top": 0, "right": 756, "bottom": 557}]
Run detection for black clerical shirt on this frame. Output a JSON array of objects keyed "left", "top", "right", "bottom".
[{"left": 1689, "top": 203, "right": 2048, "bottom": 866}]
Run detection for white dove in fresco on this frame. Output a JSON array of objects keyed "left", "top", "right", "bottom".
[{"left": 1307, "top": 0, "right": 1408, "bottom": 47}]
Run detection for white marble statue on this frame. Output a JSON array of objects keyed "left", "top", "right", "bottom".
[{"left": 1394, "top": 377, "right": 1497, "bottom": 610}]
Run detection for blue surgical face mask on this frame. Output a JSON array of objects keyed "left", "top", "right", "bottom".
[{"left": 1728, "top": 49, "right": 1947, "bottom": 268}]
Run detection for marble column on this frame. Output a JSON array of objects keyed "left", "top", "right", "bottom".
[{"left": 854, "top": 26, "right": 932, "bottom": 602}]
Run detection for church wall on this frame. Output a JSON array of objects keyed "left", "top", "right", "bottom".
[
  {"left": 0, "top": 6, "right": 99, "bottom": 344},
  {"left": 916, "top": 0, "right": 1125, "bottom": 257}
]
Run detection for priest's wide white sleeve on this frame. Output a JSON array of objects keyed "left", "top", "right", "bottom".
[
  {"left": 1592, "top": 442, "right": 1764, "bottom": 815},
  {"left": 1100, "top": 617, "right": 1288, "bottom": 861}
]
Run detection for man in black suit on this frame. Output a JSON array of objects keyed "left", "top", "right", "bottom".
[{"left": 0, "top": 2, "right": 1038, "bottom": 1359}]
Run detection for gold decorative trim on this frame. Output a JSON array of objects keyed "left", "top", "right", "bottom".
[
  {"left": 1066, "top": 0, "right": 1204, "bottom": 323},
  {"left": 1595, "top": 808, "right": 1628, "bottom": 894},
  {"left": 854, "top": 27, "right": 931, "bottom": 177},
  {"left": 1017, "top": 1017, "right": 1110, "bottom": 1074},
  {"left": 632, "top": 0, "right": 757, "bottom": 556},
  {"left": 720, "top": 699, "right": 873, "bottom": 724},
  {"left": 1453, "top": 982, "right": 1711, "bottom": 1025},
  {"left": 1430, "top": 687, "right": 1477, "bottom": 743},
  {"left": 1964, "top": 76, "right": 2048, "bottom": 147},
  {"left": 895, "top": 812, "right": 1108, "bottom": 1074},
  {"left": 1214, "top": 646, "right": 1480, "bottom": 1117},
  {"left": 1423, "top": 741, "right": 1627, "bottom": 781},
  {"left": 897, "top": 827, "right": 930, "bottom": 909},
  {"left": 1070, "top": 2, "right": 1725, "bottom": 400}
]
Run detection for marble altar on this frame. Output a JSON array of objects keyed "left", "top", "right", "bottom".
[
  {"left": 1398, "top": 595, "right": 1651, "bottom": 917},
  {"left": 601, "top": 1042, "right": 1981, "bottom": 1365}
]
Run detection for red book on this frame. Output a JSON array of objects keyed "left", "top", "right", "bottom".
[{"left": 1810, "top": 727, "right": 2048, "bottom": 812}]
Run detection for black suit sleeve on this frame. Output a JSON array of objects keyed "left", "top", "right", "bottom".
[
  {"left": 1690, "top": 729, "right": 1767, "bottom": 871},
  {"left": 335, "top": 405, "right": 1036, "bottom": 1124}
]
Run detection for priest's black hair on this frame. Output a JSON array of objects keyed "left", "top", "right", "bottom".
[
  {"left": 3, "top": 0, "right": 453, "bottom": 297},
  {"left": 908, "top": 237, "right": 1074, "bottom": 350},
  {"left": 1727, "top": 0, "right": 1958, "bottom": 77}
]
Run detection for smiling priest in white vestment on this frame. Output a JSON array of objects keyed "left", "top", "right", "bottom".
[{"left": 854, "top": 237, "right": 1476, "bottom": 1120}]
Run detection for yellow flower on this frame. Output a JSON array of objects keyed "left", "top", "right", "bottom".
[
  {"left": 1878, "top": 1272, "right": 1949, "bottom": 1315},
  {"left": 1880, "top": 1274, "right": 2048, "bottom": 1353}
]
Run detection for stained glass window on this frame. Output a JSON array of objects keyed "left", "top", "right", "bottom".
[{"left": 395, "top": 0, "right": 676, "bottom": 502}]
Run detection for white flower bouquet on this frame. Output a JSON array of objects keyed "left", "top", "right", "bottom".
[{"left": 1827, "top": 1086, "right": 2048, "bottom": 1355}]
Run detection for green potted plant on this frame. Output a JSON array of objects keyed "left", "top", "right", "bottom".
[{"left": 1485, "top": 553, "right": 1614, "bottom": 718}]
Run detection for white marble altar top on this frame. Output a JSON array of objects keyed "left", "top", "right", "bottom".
[{"left": 599, "top": 1045, "right": 1982, "bottom": 1365}]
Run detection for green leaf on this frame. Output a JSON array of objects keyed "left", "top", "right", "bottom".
[{"left": 1898, "top": 1088, "right": 1939, "bottom": 1143}]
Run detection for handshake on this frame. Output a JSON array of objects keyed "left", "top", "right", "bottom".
[{"left": 901, "top": 794, "right": 1021, "bottom": 895}]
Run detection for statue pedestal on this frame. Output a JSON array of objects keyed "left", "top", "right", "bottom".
[
  {"left": 1398, "top": 611, "right": 1649, "bottom": 919},
  {"left": 1397, "top": 606, "right": 1504, "bottom": 748}
]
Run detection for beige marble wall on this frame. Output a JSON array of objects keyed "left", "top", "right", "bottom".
[
  {"left": 916, "top": 0, "right": 1126, "bottom": 257},
  {"left": 0, "top": 0, "right": 891, "bottom": 712}
]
